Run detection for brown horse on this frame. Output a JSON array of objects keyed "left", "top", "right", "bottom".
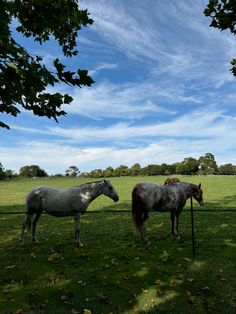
[
  {"left": 164, "top": 177, "right": 180, "bottom": 185},
  {"left": 132, "top": 181, "right": 204, "bottom": 243}
]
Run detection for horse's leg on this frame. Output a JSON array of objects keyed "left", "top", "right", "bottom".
[
  {"left": 141, "top": 222, "right": 148, "bottom": 243},
  {"left": 74, "top": 214, "right": 83, "bottom": 247},
  {"left": 173, "top": 211, "right": 181, "bottom": 240},
  {"left": 170, "top": 211, "right": 175, "bottom": 236},
  {"left": 19, "top": 214, "right": 27, "bottom": 243},
  {"left": 140, "top": 211, "right": 149, "bottom": 243},
  {"left": 19, "top": 213, "right": 32, "bottom": 243},
  {"left": 175, "top": 212, "right": 181, "bottom": 240},
  {"left": 32, "top": 212, "right": 42, "bottom": 243}
]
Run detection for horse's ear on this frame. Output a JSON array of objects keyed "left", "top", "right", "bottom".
[
  {"left": 104, "top": 179, "right": 108, "bottom": 184},
  {"left": 198, "top": 183, "right": 201, "bottom": 188}
]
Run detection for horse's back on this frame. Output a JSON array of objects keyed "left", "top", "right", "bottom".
[
  {"left": 26, "top": 186, "right": 57, "bottom": 210},
  {"left": 132, "top": 182, "right": 165, "bottom": 209},
  {"left": 133, "top": 181, "right": 162, "bottom": 192},
  {"left": 132, "top": 181, "right": 182, "bottom": 212},
  {"left": 26, "top": 186, "right": 81, "bottom": 214},
  {"left": 27, "top": 186, "right": 60, "bottom": 201}
]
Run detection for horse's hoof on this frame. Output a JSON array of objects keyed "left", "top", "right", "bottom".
[
  {"left": 141, "top": 238, "right": 149, "bottom": 245},
  {"left": 75, "top": 242, "right": 83, "bottom": 247},
  {"left": 32, "top": 239, "right": 39, "bottom": 245},
  {"left": 175, "top": 235, "right": 181, "bottom": 241}
]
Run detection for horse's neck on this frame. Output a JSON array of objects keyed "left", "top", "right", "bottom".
[
  {"left": 180, "top": 183, "right": 195, "bottom": 199},
  {"left": 81, "top": 182, "right": 103, "bottom": 202}
]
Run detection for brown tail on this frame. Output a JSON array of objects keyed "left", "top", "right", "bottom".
[{"left": 132, "top": 209, "right": 142, "bottom": 233}]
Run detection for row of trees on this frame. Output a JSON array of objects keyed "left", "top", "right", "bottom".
[
  {"left": 1, "top": 153, "right": 236, "bottom": 180},
  {"left": 85, "top": 153, "right": 236, "bottom": 178}
]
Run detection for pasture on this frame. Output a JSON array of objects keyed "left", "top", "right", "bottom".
[{"left": 0, "top": 176, "right": 235, "bottom": 313}]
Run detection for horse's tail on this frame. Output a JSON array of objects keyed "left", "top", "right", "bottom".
[
  {"left": 25, "top": 189, "right": 42, "bottom": 232},
  {"left": 131, "top": 185, "right": 148, "bottom": 234}
]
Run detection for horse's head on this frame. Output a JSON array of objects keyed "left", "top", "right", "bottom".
[
  {"left": 192, "top": 183, "right": 204, "bottom": 206},
  {"left": 102, "top": 180, "right": 119, "bottom": 202}
]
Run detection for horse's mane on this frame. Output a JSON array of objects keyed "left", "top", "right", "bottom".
[
  {"left": 75, "top": 180, "right": 106, "bottom": 188},
  {"left": 175, "top": 182, "right": 198, "bottom": 187}
]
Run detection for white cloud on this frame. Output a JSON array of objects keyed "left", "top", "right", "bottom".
[
  {"left": 3, "top": 107, "right": 235, "bottom": 174},
  {"left": 84, "top": 0, "right": 235, "bottom": 89},
  {"left": 85, "top": 0, "right": 165, "bottom": 61},
  {"left": 89, "top": 63, "right": 118, "bottom": 76},
  {"left": 45, "top": 107, "right": 236, "bottom": 144},
  {"left": 1, "top": 134, "right": 235, "bottom": 175},
  {"left": 64, "top": 81, "right": 177, "bottom": 120},
  {"left": 9, "top": 107, "right": 236, "bottom": 145}
]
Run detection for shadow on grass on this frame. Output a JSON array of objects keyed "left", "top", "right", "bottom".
[
  {"left": 0, "top": 197, "right": 236, "bottom": 313},
  {"left": 202, "top": 193, "right": 236, "bottom": 211}
]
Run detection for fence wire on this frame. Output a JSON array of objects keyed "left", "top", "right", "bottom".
[{"left": 0, "top": 209, "right": 236, "bottom": 215}]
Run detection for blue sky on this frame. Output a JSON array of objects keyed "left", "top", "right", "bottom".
[{"left": 1, "top": 0, "right": 236, "bottom": 175}]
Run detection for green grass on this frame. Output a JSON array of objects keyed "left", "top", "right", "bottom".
[{"left": 0, "top": 176, "right": 236, "bottom": 313}]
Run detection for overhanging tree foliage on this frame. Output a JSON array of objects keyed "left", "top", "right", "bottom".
[
  {"left": 204, "top": 0, "right": 236, "bottom": 75},
  {"left": 0, "top": 0, "right": 94, "bottom": 129}
]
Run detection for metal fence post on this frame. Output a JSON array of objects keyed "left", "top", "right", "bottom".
[{"left": 190, "top": 196, "right": 195, "bottom": 258}]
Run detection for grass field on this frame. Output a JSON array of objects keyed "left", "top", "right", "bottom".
[{"left": 0, "top": 176, "right": 236, "bottom": 313}]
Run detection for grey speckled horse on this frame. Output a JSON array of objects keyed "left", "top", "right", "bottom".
[
  {"left": 132, "top": 181, "right": 204, "bottom": 243},
  {"left": 20, "top": 180, "right": 119, "bottom": 246}
]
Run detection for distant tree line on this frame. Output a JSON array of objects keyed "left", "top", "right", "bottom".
[
  {"left": 1, "top": 153, "right": 236, "bottom": 180},
  {"left": 83, "top": 153, "right": 236, "bottom": 178},
  {"left": 0, "top": 164, "right": 48, "bottom": 180}
]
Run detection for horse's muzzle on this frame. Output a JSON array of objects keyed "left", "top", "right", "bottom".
[{"left": 113, "top": 196, "right": 119, "bottom": 202}]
